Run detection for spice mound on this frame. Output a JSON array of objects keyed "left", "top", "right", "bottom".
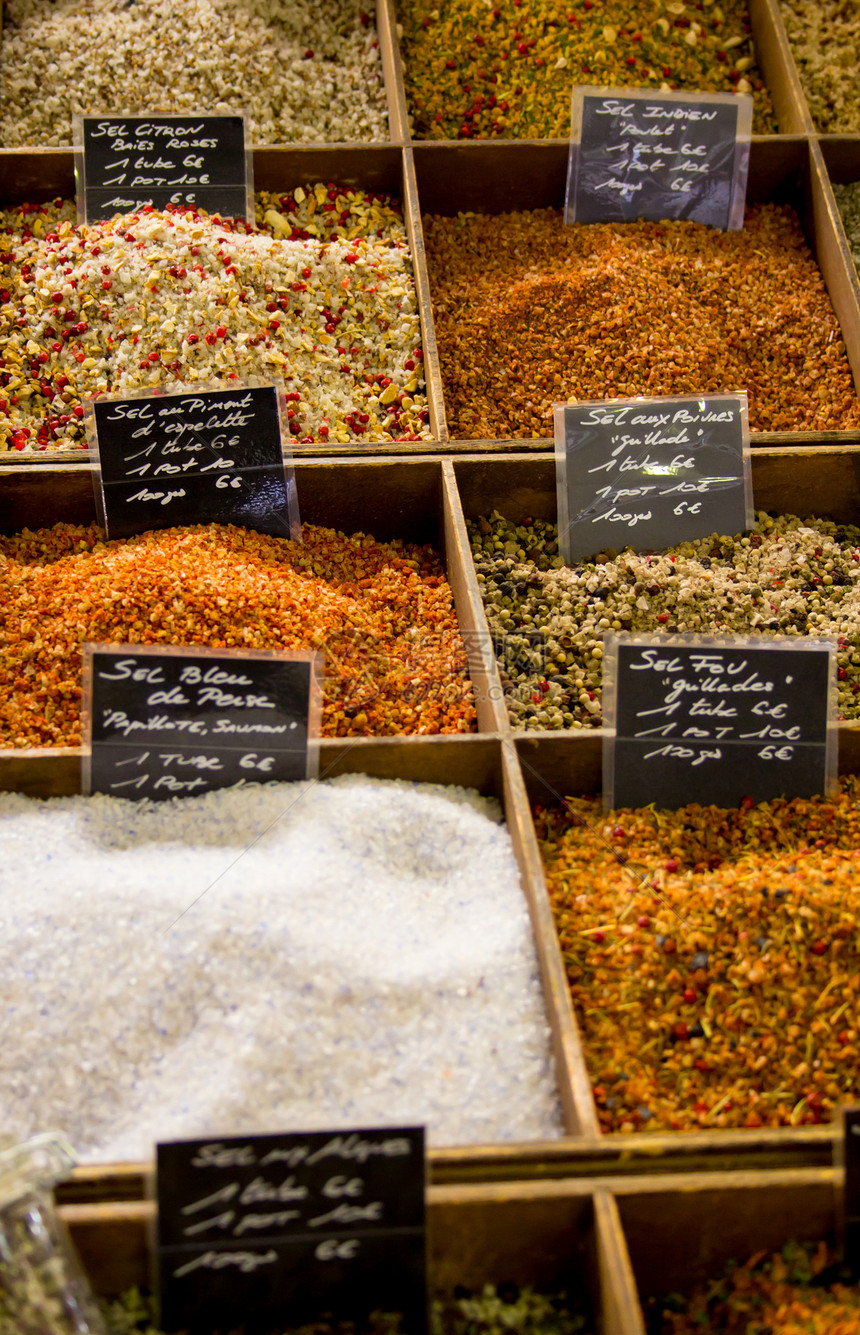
[
  {"left": 0, "top": 189, "right": 429, "bottom": 452},
  {"left": 467, "top": 509, "right": 860, "bottom": 730},
  {"left": 0, "top": 520, "right": 476, "bottom": 745},
  {"left": 780, "top": 0, "right": 860, "bottom": 133},
  {"left": 399, "top": 0, "right": 776, "bottom": 138},
  {"left": 0, "top": 775, "right": 563, "bottom": 1157},
  {"left": 537, "top": 779, "right": 860, "bottom": 1133},
  {"left": 0, "top": 0, "right": 387, "bottom": 146},
  {"left": 425, "top": 203, "right": 860, "bottom": 437},
  {"left": 655, "top": 1241, "right": 860, "bottom": 1333}
]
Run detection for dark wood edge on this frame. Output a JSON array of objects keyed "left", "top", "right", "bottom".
[
  {"left": 751, "top": 0, "right": 815, "bottom": 135},
  {"left": 376, "top": 0, "right": 410, "bottom": 142}
]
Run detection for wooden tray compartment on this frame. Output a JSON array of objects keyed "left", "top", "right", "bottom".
[
  {"left": 0, "top": 728, "right": 598, "bottom": 1194},
  {"left": 0, "top": 458, "right": 595, "bottom": 1158},
  {"left": 0, "top": 142, "right": 447, "bottom": 459},
  {"left": 614, "top": 1167, "right": 840, "bottom": 1327},
  {"left": 452, "top": 447, "right": 860, "bottom": 764},
  {"left": 447, "top": 449, "right": 860, "bottom": 1146},
  {"left": 515, "top": 728, "right": 860, "bottom": 1152},
  {"left": 59, "top": 1181, "right": 642, "bottom": 1335},
  {"left": 390, "top": 0, "right": 808, "bottom": 140},
  {"left": 3, "top": 452, "right": 856, "bottom": 1187},
  {"left": 0, "top": 0, "right": 408, "bottom": 146},
  {"left": 0, "top": 457, "right": 506, "bottom": 774},
  {"left": 413, "top": 137, "right": 860, "bottom": 444}
]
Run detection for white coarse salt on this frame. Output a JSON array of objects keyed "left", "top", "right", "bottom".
[
  {"left": 0, "top": 0, "right": 388, "bottom": 146},
  {"left": 0, "top": 774, "right": 564, "bottom": 1159}
]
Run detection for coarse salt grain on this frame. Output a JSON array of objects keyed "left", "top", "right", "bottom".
[
  {"left": 0, "top": 775, "right": 564, "bottom": 1158},
  {"left": 0, "top": 0, "right": 388, "bottom": 147},
  {"left": 0, "top": 189, "right": 430, "bottom": 452}
]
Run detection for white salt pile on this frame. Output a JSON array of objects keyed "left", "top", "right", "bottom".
[{"left": 0, "top": 775, "right": 563, "bottom": 1159}]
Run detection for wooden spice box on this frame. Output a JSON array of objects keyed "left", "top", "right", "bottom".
[
  {"left": 1, "top": 451, "right": 857, "bottom": 1188},
  {"left": 54, "top": 1167, "right": 848, "bottom": 1335},
  {"left": 413, "top": 135, "right": 860, "bottom": 444},
  {"left": 0, "top": 143, "right": 449, "bottom": 458},
  {"left": 614, "top": 1166, "right": 841, "bottom": 1329},
  {"left": 389, "top": 0, "right": 810, "bottom": 138},
  {"left": 452, "top": 447, "right": 860, "bottom": 766},
  {"left": 3, "top": 132, "right": 860, "bottom": 462},
  {"left": 57, "top": 1180, "right": 640, "bottom": 1335}
]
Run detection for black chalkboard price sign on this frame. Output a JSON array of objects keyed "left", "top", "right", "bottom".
[
  {"left": 87, "top": 382, "right": 300, "bottom": 541},
  {"left": 82, "top": 643, "right": 322, "bottom": 800},
  {"left": 75, "top": 113, "right": 252, "bottom": 224},
  {"left": 553, "top": 393, "right": 752, "bottom": 563},
  {"left": 604, "top": 633, "right": 836, "bottom": 811},
  {"left": 842, "top": 1107, "right": 860, "bottom": 1275},
  {"left": 156, "top": 1128, "right": 427, "bottom": 1335},
  {"left": 565, "top": 87, "right": 752, "bottom": 230}
]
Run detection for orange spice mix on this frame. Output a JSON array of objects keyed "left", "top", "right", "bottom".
[
  {"left": 0, "top": 521, "right": 476, "bottom": 746},
  {"left": 536, "top": 781, "right": 860, "bottom": 1133}
]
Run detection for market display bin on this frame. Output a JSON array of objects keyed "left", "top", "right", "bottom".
[
  {"left": 0, "top": 142, "right": 448, "bottom": 459},
  {"left": 0, "top": 456, "right": 501, "bottom": 747},
  {"left": 3, "top": 449, "right": 858, "bottom": 1192},
  {"left": 390, "top": 0, "right": 811, "bottom": 139},
  {"left": 413, "top": 136, "right": 860, "bottom": 447},
  {"left": 0, "top": 456, "right": 598, "bottom": 1182},
  {"left": 448, "top": 448, "right": 860, "bottom": 1151},
  {"left": 452, "top": 447, "right": 860, "bottom": 767},
  {"left": 57, "top": 1180, "right": 643, "bottom": 1335},
  {"left": 0, "top": 0, "right": 408, "bottom": 146},
  {"left": 612, "top": 1167, "right": 843, "bottom": 1330}
]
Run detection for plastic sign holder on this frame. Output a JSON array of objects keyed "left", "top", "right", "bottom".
[
  {"left": 603, "top": 632, "right": 837, "bottom": 811},
  {"left": 155, "top": 1128, "right": 427, "bottom": 1335},
  {"left": 86, "top": 380, "right": 300, "bottom": 542},
  {"left": 82, "top": 643, "right": 322, "bottom": 799},
  {"left": 553, "top": 392, "right": 752, "bottom": 563},
  {"left": 74, "top": 111, "right": 253, "bottom": 224},
  {"left": 565, "top": 87, "right": 752, "bottom": 229}
]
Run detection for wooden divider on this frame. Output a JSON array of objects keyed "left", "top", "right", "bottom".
[
  {"left": 403, "top": 147, "right": 449, "bottom": 443},
  {"left": 752, "top": 0, "right": 814, "bottom": 134},
  {"left": 376, "top": 0, "right": 411, "bottom": 143}
]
